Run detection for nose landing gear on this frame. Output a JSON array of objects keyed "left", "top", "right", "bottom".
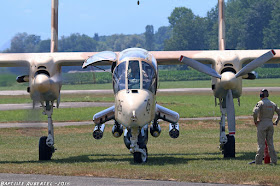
[{"left": 124, "top": 125, "right": 148, "bottom": 163}]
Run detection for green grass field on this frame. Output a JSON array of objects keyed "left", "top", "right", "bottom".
[
  {"left": 1, "top": 79, "right": 280, "bottom": 185},
  {"left": 0, "top": 78, "right": 279, "bottom": 91},
  {"left": 0, "top": 91, "right": 278, "bottom": 123},
  {"left": 0, "top": 121, "right": 280, "bottom": 185}
]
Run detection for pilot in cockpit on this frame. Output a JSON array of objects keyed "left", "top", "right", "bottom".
[{"left": 128, "top": 61, "right": 140, "bottom": 79}]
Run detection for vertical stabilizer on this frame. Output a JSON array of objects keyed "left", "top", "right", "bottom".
[
  {"left": 218, "top": 0, "right": 225, "bottom": 50},
  {"left": 51, "top": 0, "right": 58, "bottom": 53}
]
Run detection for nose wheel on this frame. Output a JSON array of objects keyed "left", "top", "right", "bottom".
[
  {"left": 38, "top": 101, "right": 56, "bottom": 161},
  {"left": 124, "top": 125, "right": 148, "bottom": 163},
  {"left": 39, "top": 136, "right": 54, "bottom": 160},
  {"left": 133, "top": 146, "right": 147, "bottom": 163}
]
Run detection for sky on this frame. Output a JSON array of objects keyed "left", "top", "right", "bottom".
[{"left": 0, "top": 0, "right": 219, "bottom": 50}]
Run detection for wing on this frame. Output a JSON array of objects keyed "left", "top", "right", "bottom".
[
  {"left": 0, "top": 53, "right": 31, "bottom": 67},
  {"left": 93, "top": 106, "right": 115, "bottom": 125},
  {"left": 0, "top": 52, "right": 97, "bottom": 67},
  {"left": 155, "top": 104, "right": 179, "bottom": 124},
  {"left": 151, "top": 49, "right": 280, "bottom": 66}
]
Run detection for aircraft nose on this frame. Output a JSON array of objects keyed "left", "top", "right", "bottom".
[
  {"left": 116, "top": 90, "right": 154, "bottom": 127},
  {"left": 33, "top": 74, "right": 51, "bottom": 93},
  {"left": 220, "top": 71, "right": 237, "bottom": 90}
]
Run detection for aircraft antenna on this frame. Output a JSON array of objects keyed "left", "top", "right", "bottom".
[
  {"left": 51, "top": 0, "right": 58, "bottom": 52},
  {"left": 218, "top": 0, "right": 225, "bottom": 50}
]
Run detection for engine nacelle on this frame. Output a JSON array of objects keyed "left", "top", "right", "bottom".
[
  {"left": 93, "top": 124, "right": 105, "bottom": 140},
  {"left": 112, "top": 122, "right": 123, "bottom": 138},
  {"left": 169, "top": 123, "right": 179, "bottom": 139},
  {"left": 150, "top": 121, "right": 161, "bottom": 137}
]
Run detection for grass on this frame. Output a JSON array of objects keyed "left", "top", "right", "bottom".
[
  {"left": 0, "top": 121, "right": 280, "bottom": 185},
  {"left": 0, "top": 78, "right": 280, "bottom": 91},
  {"left": 1, "top": 81, "right": 280, "bottom": 185},
  {"left": 1, "top": 92, "right": 279, "bottom": 123}
]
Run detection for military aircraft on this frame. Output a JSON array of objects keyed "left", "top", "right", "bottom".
[
  {"left": 0, "top": 0, "right": 96, "bottom": 160},
  {"left": 1, "top": 0, "right": 280, "bottom": 162},
  {"left": 82, "top": 48, "right": 180, "bottom": 163},
  {"left": 179, "top": 0, "right": 280, "bottom": 157},
  {"left": 0, "top": 0, "right": 184, "bottom": 162}
]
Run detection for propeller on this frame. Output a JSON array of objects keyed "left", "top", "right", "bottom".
[
  {"left": 226, "top": 89, "right": 235, "bottom": 135},
  {"left": 235, "top": 50, "right": 275, "bottom": 78},
  {"left": 179, "top": 50, "right": 275, "bottom": 80},
  {"left": 179, "top": 56, "right": 221, "bottom": 78}
]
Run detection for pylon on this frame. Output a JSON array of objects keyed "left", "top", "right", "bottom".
[{"left": 264, "top": 139, "right": 271, "bottom": 164}]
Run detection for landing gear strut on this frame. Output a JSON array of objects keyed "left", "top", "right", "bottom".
[
  {"left": 219, "top": 98, "right": 235, "bottom": 158},
  {"left": 39, "top": 101, "right": 55, "bottom": 160},
  {"left": 124, "top": 124, "right": 148, "bottom": 163}
]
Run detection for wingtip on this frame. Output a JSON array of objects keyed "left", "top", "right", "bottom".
[{"left": 271, "top": 49, "right": 276, "bottom": 55}]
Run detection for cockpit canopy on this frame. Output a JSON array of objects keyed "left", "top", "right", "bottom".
[{"left": 113, "top": 60, "right": 157, "bottom": 94}]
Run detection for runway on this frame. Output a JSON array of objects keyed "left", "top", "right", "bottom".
[
  {"left": 0, "top": 102, "right": 114, "bottom": 111},
  {"left": 1, "top": 87, "right": 280, "bottom": 96},
  {"left": 0, "top": 173, "right": 248, "bottom": 186}
]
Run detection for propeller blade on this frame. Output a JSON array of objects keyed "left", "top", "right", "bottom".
[
  {"left": 226, "top": 89, "right": 235, "bottom": 135},
  {"left": 235, "top": 50, "right": 275, "bottom": 78},
  {"left": 180, "top": 56, "right": 222, "bottom": 78}
]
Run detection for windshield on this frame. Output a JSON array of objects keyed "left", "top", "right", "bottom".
[
  {"left": 142, "top": 61, "right": 156, "bottom": 93},
  {"left": 113, "top": 62, "right": 126, "bottom": 94},
  {"left": 113, "top": 60, "right": 157, "bottom": 94},
  {"left": 127, "top": 60, "right": 141, "bottom": 89}
]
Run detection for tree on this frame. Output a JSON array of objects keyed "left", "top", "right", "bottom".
[
  {"left": 243, "top": 0, "right": 273, "bottom": 49},
  {"left": 144, "top": 25, "right": 154, "bottom": 50},
  {"left": 7, "top": 33, "right": 41, "bottom": 53},
  {"left": 154, "top": 26, "right": 172, "bottom": 50},
  {"left": 164, "top": 7, "right": 208, "bottom": 50},
  {"left": 263, "top": 0, "right": 280, "bottom": 49},
  {"left": 59, "top": 33, "right": 98, "bottom": 52}
]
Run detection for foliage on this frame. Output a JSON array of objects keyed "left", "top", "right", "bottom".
[
  {"left": 3, "top": 0, "right": 280, "bottom": 73},
  {"left": 144, "top": 25, "right": 154, "bottom": 51},
  {"left": 164, "top": 7, "right": 209, "bottom": 50}
]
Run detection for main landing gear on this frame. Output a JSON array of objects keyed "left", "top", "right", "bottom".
[
  {"left": 39, "top": 101, "right": 56, "bottom": 160},
  {"left": 219, "top": 97, "right": 235, "bottom": 158},
  {"left": 124, "top": 125, "right": 148, "bottom": 163}
]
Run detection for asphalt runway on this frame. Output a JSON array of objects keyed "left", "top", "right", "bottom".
[
  {"left": 0, "top": 102, "right": 114, "bottom": 111},
  {"left": 0, "top": 173, "right": 248, "bottom": 186},
  {"left": 1, "top": 87, "right": 280, "bottom": 96}
]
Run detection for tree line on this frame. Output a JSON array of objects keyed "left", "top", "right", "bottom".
[
  {"left": 3, "top": 0, "right": 280, "bottom": 54},
  {"left": 2, "top": 0, "right": 280, "bottom": 75}
]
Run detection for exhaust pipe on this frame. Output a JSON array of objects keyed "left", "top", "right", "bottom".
[
  {"left": 169, "top": 123, "right": 179, "bottom": 138},
  {"left": 93, "top": 124, "right": 105, "bottom": 140}
]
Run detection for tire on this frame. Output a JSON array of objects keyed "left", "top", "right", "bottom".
[
  {"left": 133, "top": 146, "right": 148, "bottom": 163},
  {"left": 223, "top": 134, "right": 235, "bottom": 158},
  {"left": 39, "top": 136, "right": 53, "bottom": 161}
]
